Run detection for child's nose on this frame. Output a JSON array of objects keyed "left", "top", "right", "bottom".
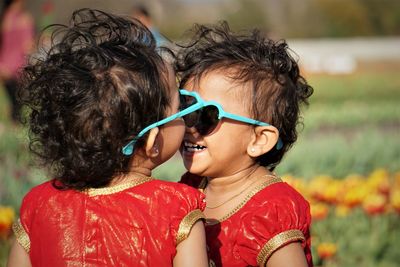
[{"left": 185, "top": 125, "right": 199, "bottom": 135}]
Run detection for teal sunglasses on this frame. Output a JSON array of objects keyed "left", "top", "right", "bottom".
[
  {"left": 122, "top": 89, "right": 283, "bottom": 156},
  {"left": 179, "top": 89, "right": 283, "bottom": 149}
]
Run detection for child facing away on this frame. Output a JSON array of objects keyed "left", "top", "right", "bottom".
[
  {"left": 7, "top": 9, "right": 208, "bottom": 267},
  {"left": 176, "top": 23, "right": 314, "bottom": 267}
]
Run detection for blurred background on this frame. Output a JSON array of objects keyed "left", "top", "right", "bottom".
[{"left": 0, "top": 0, "right": 399, "bottom": 266}]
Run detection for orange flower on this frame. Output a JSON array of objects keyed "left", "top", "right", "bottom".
[
  {"left": 311, "top": 202, "right": 329, "bottom": 220},
  {"left": 390, "top": 189, "right": 400, "bottom": 214},
  {"left": 282, "top": 175, "right": 310, "bottom": 200},
  {"left": 322, "top": 180, "right": 342, "bottom": 204},
  {"left": 335, "top": 205, "right": 351, "bottom": 217},
  {"left": 341, "top": 184, "right": 369, "bottom": 208},
  {"left": 367, "top": 169, "right": 390, "bottom": 195},
  {"left": 308, "top": 175, "right": 333, "bottom": 202},
  {"left": 362, "top": 193, "right": 387, "bottom": 215},
  {"left": 394, "top": 172, "right": 400, "bottom": 187},
  {"left": 0, "top": 206, "right": 15, "bottom": 239},
  {"left": 317, "top": 242, "right": 337, "bottom": 260}
]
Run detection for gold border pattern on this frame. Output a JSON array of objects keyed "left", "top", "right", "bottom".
[
  {"left": 176, "top": 209, "right": 205, "bottom": 245},
  {"left": 86, "top": 177, "right": 153, "bottom": 197},
  {"left": 217, "top": 176, "right": 282, "bottom": 222},
  {"left": 12, "top": 219, "right": 30, "bottom": 253},
  {"left": 257, "top": 229, "right": 305, "bottom": 266}
]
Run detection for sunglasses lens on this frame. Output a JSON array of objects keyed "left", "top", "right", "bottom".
[
  {"left": 196, "top": 106, "right": 220, "bottom": 135},
  {"left": 183, "top": 111, "right": 199, "bottom": 128},
  {"left": 179, "top": 94, "right": 196, "bottom": 111}
]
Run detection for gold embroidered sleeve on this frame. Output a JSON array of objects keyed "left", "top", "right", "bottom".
[
  {"left": 176, "top": 209, "right": 205, "bottom": 245},
  {"left": 257, "top": 229, "right": 305, "bottom": 266},
  {"left": 12, "top": 219, "right": 30, "bottom": 253}
]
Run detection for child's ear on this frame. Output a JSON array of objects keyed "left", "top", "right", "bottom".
[
  {"left": 144, "top": 127, "right": 160, "bottom": 158},
  {"left": 247, "top": 126, "right": 279, "bottom": 157}
]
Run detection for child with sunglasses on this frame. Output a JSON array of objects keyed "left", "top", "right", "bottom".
[
  {"left": 176, "top": 22, "right": 314, "bottom": 267},
  {"left": 7, "top": 9, "right": 208, "bottom": 267}
]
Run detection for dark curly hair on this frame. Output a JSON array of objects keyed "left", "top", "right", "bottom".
[
  {"left": 20, "top": 9, "right": 172, "bottom": 190},
  {"left": 175, "top": 22, "right": 313, "bottom": 170}
]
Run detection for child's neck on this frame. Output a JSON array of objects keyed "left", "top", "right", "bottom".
[
  {"left": 203, "top": 166, "right": 276, "bottom": 220},
  {"left": 206, "top": 165, "right": 270, "bottom": 194},
  {"left": 111, "top": 167, "right": 152, "bottom": 186}
]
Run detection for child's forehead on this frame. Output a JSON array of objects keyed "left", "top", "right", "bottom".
[
  {"left": 190, "top": 69, "right": 252, "bottom": 97},
  {"left": 185, "top": 70, "right": 253, "bottom": 114}
]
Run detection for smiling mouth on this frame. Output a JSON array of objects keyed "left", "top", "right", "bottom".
[{"left": 183, "top": 141, "right": 207, "bottom": 152}]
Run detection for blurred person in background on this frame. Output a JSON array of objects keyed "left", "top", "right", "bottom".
[
  {"left": 132, "top": 4, "right": 168, "bottom": 47},
  {"left": 0, "top": 0, "right": 34, "bottom": 124}
]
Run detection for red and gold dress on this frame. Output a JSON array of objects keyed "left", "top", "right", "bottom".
[
  {"left": 13, "top": 178, "right": 205, "bottom": 266},
  {"left": 181, "top": 174, "right": 313, "bottom": 267}
]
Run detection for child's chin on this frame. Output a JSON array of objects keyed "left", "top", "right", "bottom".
[{"left": 183, "top": 163, "right": 203, "bottom": 176}]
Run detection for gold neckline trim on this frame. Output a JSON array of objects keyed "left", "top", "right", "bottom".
[
  {"left": 206, "top": 175, "right": 282, "bottom": 224},
  {"left": 86, "top": 177, "right": 153, "bottom": 197}
]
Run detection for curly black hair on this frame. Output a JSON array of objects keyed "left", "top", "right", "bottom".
[
  {"left": 175, "top": 22, "right": 313, "bottom": 170},
  {"left": 20, "top": 9, "right": 172, "bottom": 190}
]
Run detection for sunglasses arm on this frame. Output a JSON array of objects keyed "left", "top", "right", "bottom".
[
  {"left": 221, "top": 111, "right": 283, "bottom": 150},
  {"left": 122, "top": 102, "right": 205, "bottom": 156}
]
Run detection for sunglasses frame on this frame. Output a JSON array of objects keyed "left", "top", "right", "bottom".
[
  {"left": 122, "top": 89, "right": 283, "bottom": 156},
  {"left": 179, "top": 89, "right": 283, "bottom": 150}
]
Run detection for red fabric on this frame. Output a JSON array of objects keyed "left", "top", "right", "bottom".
[
  {"left": 19, "top": 179, "right": 205, "bottom": 266},
  {"left": 181, "top": 172, "right": 313, "bottom": 267}
]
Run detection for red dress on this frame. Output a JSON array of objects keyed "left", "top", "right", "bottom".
[
  {"left": 181, "top": 174, "right": 313, "bottom": 267},
  {"left": 13, "top": 178, "right": 205, "bottom": 266}
]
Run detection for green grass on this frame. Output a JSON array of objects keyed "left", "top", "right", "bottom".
[
  {"left": 308, "top": 71, "right": 400, "bottom": 104},
  {"left": 312, "top": 209, "right": 400, "bottom": 267},
  {"left": 303, "top": 100, "right": 400, "bottom": 132},
  {"left": 0, "top": 126, "right": 45, "bottom": 208},
  {"left": 0, "top": 85, "right": 9, "bottom": 122},
  {"left": 276, "top": 70, "right": 400, "bottom": 178},
  {"left": 304, "top": 70, "right": 400, "bottom": 129},
  {"left": 276, "top": 128, "right": 400, "bottom": 178}
]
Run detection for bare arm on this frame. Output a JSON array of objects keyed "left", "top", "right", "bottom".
[
  {"left": 265, "top": 242, "right": 308, "bottom": 267},
  {"left": 7, "top": 239, "right": 31, "bottom": 267},
  {"left": 173, "top": 221, "right": 208, "bottom": 267}
]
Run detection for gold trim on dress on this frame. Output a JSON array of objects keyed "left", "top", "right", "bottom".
[
  {"left": 257, "top": 229, "right": 305, "bottom": 266},
  {"left": 176, "top": 209, "right": 205, "bottom": 245},
  {"left": 213, "top": 175, "right": 282, "bottom": 223},
  {"left": 86, "top": 177, "right": 153, "bottom": 197},
  {"left": 12, "top": 219, "right": 30, "bottom": 253}
]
